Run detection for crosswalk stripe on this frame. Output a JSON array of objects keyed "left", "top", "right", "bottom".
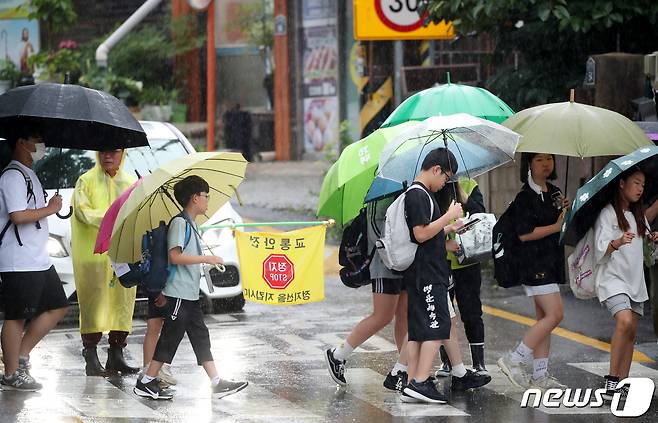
[
  {"left": 310, "top": 368, "right": 470, "bottom": 416},
  {"left": 485, "top": 366, "right": 611, "bottom": 415},
  {"left": 568, "top": 361, "right": 658, "bottom": 389}
]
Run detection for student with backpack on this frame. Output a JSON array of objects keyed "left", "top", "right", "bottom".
[
  {"left": 325, "top": 197, "right": 410, "bottom": 391},
  {"left": 0, "top": 128, "right": 68, "bottom": 391},
  {"left": 497, "top": 153, "right": 570, "bottom": 390},
  {"left": 399, "top": 148, "right": 466, "bottom": 404},
  {"left": 134, "top": 175, "right": 248, "bottom": 400},
  {"left": 593, "top": 168, "right": 657, "bottom": 400}
]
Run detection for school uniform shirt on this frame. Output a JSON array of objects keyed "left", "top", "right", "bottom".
[
  {"left": 593, "top": 204, "right": 649, "bottom": 303},
  {"left": 404, "top": 181, "right": 451, "bottom": 287},
  {"left": 0, "top": 160, "right": 51, "bottom": 272},
  {"left": 513, "top": 183, "right": 565, "bottom": 286},
  {"left": 163, "top": 214, "right": 202, "bottom": 301},
  {"left": 367, "top": 197, "right": 401, "bottom": 280}
]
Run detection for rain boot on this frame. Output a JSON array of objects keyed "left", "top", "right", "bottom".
[
  {"left": 470, "top": 344, "right": 488, "bottom": 375},
  {"left": 105, "top": 331, "right": 139, "bottom": 374},
  {"left": 82, "top": 347, "right": 107, "bottom": 377},
  {"left": 105, "top": 346, "right": 140, "bottom": 374},
  {"left": 435, "top": 345, "right": 452, "bottom": 377}
]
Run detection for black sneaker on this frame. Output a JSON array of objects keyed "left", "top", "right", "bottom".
[
  {"left": 451, "top": 369, "right": 492, "bottom": 391},
  {"left": 601, "top": 375, "right": 620, "bottom": 402},
  {"left": 213, "top": 379, "right": 248, "bottom": 398},
  {"left": 400, "top": 388, "right": 422, "bottom": 403},
  {"left": 324, "top": 349, "right": 346, "bottom": 386},
  {"left": 403, "top": 379, "right": 448, "bottom": 404},
  {"left": 383, "top": 371, "right": 408, "bottom": 391},
  {"left": 134, "top": 378, "right": 174, "bottom": 400},
  {"left": 0, "top": 369, "right": 42, "bottom": 391}
]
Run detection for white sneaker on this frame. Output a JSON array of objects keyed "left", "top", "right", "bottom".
[
  {"left": 497, "top": 353, "right": 529, "bottom": 389},
  {"left": 530, "top": 373, "right": 566, "bottom": 390}
]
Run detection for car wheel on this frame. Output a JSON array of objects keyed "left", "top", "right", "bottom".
[{"left": 212, "top": 294, "right": 245, "bottom": 314}]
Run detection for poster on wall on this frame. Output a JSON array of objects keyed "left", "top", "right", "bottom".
[
  {"left": 304, "top": 97, "right": 338, "bottom": 154},
  {"left": 0, "top": 19, "right": 39, "bottom": 71},
  {"left": 302, "top": 0, "right": 336, "bottom": 25},
  {"left": 302, "top": 25, "right": 337, "bottom": 98},
  {"left": 0, "top": 0, "right": 39, "bottom": 74}
]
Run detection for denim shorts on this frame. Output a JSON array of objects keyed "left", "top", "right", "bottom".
[{"left": 604, "top": 293, "right": 644, "bottom": 317}]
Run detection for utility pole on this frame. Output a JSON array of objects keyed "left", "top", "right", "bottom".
[
  {"left": 206, "top": 1, "right": 216, "bottom": 151},
  {"left": 273, "top": 0, "right": 291, "bottom": 160}
]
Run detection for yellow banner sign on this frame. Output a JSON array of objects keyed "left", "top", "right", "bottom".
[
  {"left": 354, "top": 0, "right": 454, "bottom": 40},
  {"left": 235, "top": 226, "right": 326, "bottom": 305}
]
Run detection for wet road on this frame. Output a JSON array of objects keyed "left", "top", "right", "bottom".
[{"left": 1, "top": 266, "right": 657, "bottom": 422}]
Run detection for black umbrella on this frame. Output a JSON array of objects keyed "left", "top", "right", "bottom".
[
  {"left": 0, "top": 83, "right": 148, "bottom": 150},
  {"left": 0, "top": 83, "right": 149, "bottom": 218}
]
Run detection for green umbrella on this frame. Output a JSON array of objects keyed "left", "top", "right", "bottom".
[
  {"left": 504, "top": 94, "right": 652, "bottom": 157},
  {"left": 380, "top": 74, "right": 514, "bottom": 128},
  {"left": 317, "top": 121, "right": 418, "bottom": 224},
  {"left": 561, "top": 145, "right": 658, "bottom": 246}
]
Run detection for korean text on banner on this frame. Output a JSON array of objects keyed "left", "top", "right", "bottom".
[{"left": 235, "top": 226, "right": 326, "bottom": 305}]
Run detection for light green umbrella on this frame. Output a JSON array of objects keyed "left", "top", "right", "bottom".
[
  {"left": 381, "top": 74, "right": 514, "bottom": 128},
  {"left": 504, "top": 94, "right": 652, "bottom": 157},
  {"left": 317, "top": 121, "right": 418, "bottom": 224},
  {"left": 108, "top": 151, "right": 247, "bottom": 263}
]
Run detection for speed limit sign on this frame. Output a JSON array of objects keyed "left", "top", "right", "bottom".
[
  {"left": 374, "top": 0, "right": 425, "bottom": 32},
  {"left": 354, "top": 0, "right": 454, "bottom": 40}
]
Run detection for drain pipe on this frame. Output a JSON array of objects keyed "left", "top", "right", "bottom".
[{"left": 95, "top": 0, "right": 163, "bottom": 67}]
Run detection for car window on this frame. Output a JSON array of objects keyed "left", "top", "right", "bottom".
[{"left": 35, "top": 138, "right": 190, "bottom": 189}]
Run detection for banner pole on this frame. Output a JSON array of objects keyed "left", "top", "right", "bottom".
[{"left": 201, "top": 219, "right": 335, "bottom": 230}]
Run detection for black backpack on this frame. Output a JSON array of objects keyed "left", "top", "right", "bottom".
[
  {"left": 117, "top": 213, "right": 194, "bottom": 294},
  {"left": 492, "top": 200, "right": 522, "bottom": 288},
  {"left": 0, "top": 164, "right": 47, "bottom": 247},
  {"left": 338, "top": 207, "right": 374, "bottom": 288}
]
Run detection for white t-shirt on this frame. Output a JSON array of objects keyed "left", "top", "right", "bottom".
[
  {"left": 593, "top": 204, "right": 648, "bottom": 303},
  {"left": 0, "top": 160, "right": 51, "bottom": 272}
]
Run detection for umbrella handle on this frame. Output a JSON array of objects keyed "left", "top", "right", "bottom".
[{"left": 57, "top": 206, "right": 73, "bottom": 219}]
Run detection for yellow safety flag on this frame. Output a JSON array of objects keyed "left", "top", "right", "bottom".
[{"left": 235, "top": 226, "right": 326, "bottom": 305}]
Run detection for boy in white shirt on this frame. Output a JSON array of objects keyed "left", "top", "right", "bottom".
[{"left": 0, "top": 128, "right": 68, "bottom": 391}]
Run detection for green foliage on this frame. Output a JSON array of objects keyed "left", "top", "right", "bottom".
[
  {"left": 420, "top": 0, "right": 658, "bottom": 110},
  {"left": 77, "top": 16, "right": 203, "bottom": 107},
  {"left": 28, "top": 0, "right": 77, "bottom": 50},
  {"left": 0, "top": 60, "right": 22, "bottom": 85},
  {"left": 230, "top": 0, "right": 274, "bottom": 49},
  {"left": 323, "top": 120, "right": 353, "bottom": 164},
  {"left": 28, "top": 48, "right": 80, "bottom": 83}
]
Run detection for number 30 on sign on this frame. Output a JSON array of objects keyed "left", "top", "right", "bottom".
[{"left": 354, "top": 0, "right": 454, "bottom": 40}]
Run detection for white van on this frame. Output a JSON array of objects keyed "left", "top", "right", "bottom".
[{"left": 35, "top": 121, "right": 245, "bottom": 313}]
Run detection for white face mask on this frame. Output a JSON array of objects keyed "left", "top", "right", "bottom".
[{"left": 30, "top": 142, "right": 46, "bottom": 162}]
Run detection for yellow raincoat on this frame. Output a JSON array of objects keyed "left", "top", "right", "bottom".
[{"left": 71, "top": 152, "right": 136, "bottom": 334}]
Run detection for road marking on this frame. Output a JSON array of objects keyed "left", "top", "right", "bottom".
[
  {"left": 568, "top": 361, "right": 658, "bottom": 388},
  {"left": 310, "top": 368, "right": 470, "bottom": 416},
  {"left": 482, "top": 304, "right": 653, "bottom": 363}
]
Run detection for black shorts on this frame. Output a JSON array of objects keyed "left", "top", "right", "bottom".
[
  {"left": 0, "top": 266, "right": 68, "bottom": 320},
  {"left": 147, "top": 294, "right": 168, "bottom": 319},
  {"left": 407, "top": 280, "right": 451, "bottom": 342},
  {"left": 153, "top": 297, "right": 213, "bottom": 366},
  {"left": 371, "top": 278, "right": 406, "bottom": 295}
]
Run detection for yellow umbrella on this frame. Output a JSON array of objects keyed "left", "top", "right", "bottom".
[{"left": 108, "top": 151, "right": 247, "bottom": 263}]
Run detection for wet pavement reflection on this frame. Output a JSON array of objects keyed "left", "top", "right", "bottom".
[{"left": 1, "top": 275, "right": 657, "bottom": 422}]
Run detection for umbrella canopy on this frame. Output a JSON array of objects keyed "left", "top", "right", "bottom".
[
  {"left": 0, "top": 83, "right": 148, "bottom": 150},
  {"left": 504, "top": 99, "right": 652, "bottom": 157},
  {"left": 108, "top": 151, "right": 247, "bottom": 263},
  {"left": 381, "top": 79, "right": 514, "bottom": 128},
  {"left": 561, "top": 146, "right": 658, "bottom": 246},
  {"left": 317, "top": 121, "right": 418, "bottom": 224},
  {"left": 94, "top": 178, "right": 143, "bottom": 254},
  {"left": 365, "top": 113, "right": 520, "bottom": 202}
]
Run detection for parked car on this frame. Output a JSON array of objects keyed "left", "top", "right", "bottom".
[{"left": 35, "top": 121, "right": 245, "bottom": 313}]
